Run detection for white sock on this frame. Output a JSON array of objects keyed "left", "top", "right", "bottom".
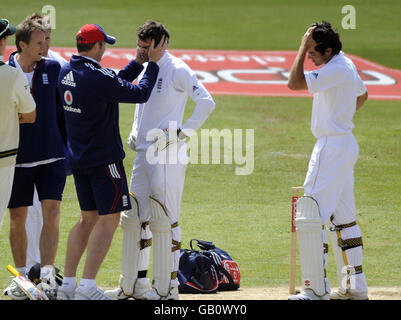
[
  {"left": 79, "top": 278, "right": 96, "bottom": 292},
  {"left": 16, "top": 267, "right": 27, "bottom": 278},
  {"left": 61, "top": 277, "right": 77, "bottom": 292}
]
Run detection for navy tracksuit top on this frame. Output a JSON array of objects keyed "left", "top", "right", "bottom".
[
  {"left": 57, "top": 55, "right": 159, "bottom": 171},
  {"left": 8, "top": 51, "right": 66, "bottom": 164}
]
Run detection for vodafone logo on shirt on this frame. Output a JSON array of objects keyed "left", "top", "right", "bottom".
[
  {"left": 63, "top": 90, "right": 82, "bottom": 114},
  {"left": 6, "top": 46, "right": 401, "bottom": 100},
  {"left": 64, "top": 90, "right": 73, "bottom": 105}
]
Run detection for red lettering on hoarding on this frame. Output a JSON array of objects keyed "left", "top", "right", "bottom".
[{"left": 6, "top": 47, "right": 400, "bottom": 100}]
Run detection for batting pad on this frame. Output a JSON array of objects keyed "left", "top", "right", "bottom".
[
  {"left": 149, "top": 196, "right": 172, "bottom": 297},
  {"left": 119, "top": 194, "right": 141, "bottom": 295},
  {"left": 295, "top": 196, "right": 327, "bottom": 296}
]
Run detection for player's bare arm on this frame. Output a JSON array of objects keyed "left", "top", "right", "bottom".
[
  {"left": 288, "top": 26, "right": 316, "bottom": 90},
  {"left": 18, "top": 110, "right": 36, "bottom": 124},
  {"left": 356, "top": 91, "right": 368, "bottom": 111}
]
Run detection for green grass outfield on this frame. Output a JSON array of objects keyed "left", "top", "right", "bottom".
[{"left": 0, "top": 0, "right": 400, "bottom": 296}]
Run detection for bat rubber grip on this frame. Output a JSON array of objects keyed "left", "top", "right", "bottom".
[{"left": 6, "top": 265, "right": 20, "bottom": 277}]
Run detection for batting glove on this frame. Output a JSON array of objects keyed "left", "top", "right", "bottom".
[
  {"left": 127, "top": 132, "right": 137, "bottom": 151},
  {"left": 152, "top": 128, "right": 185, "bottom": 151}
]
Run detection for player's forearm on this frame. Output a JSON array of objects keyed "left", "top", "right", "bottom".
[
  {"left": 18, "top": 110, "right": 36, "bottom": 123},
  {"left": 118, "top": 60, "right": 144, "bottom": 82},
  {"left": 182, "top": 98, "right": 215, "bottom": 134},
  {"left": 288, "top": 47, "right": 308, "bottom": 90},
  {"left": 356, "top": 91, "right": 368, "bottom": 111},
  {"left": 112, "top": 62, "right": 159, "bottom": 104}
]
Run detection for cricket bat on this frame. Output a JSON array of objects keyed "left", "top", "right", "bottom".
[
  {"left": 289, "top": 187, "right": 303, "bottom": 294},
  {"left": 6, "top": 265, "right": 49, "bottom": 300}
]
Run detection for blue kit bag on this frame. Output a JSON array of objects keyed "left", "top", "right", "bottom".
[{"left": 178, "top": 239, "right": 240, "bottom": 294}]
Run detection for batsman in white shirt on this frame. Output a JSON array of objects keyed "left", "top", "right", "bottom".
[
  {"left": 105, "top": 21, "right": 215, "bottom": 300},
  {"left": 287, "top": 21, "right": 369, "bottom": 300}
]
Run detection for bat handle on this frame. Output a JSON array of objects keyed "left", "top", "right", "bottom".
[{"left": 7, "top": 265, "right": 20, "bottom": 277}]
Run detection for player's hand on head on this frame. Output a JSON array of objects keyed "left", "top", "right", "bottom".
[
  {"left": 148, "top": 35, "right": 168, "bottom": 63},
  {"left": 301, "top": 26, "right": 317, "bottom": 50}
]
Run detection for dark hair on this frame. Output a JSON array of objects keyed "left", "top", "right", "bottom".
[
  {"left": 136, "top": 20, "right": 170, "bottom": 47},
  {"left": 76, "top": 36, "right": 102, "bottom": 52},
  {"left": 15, "top": 19, "right": 45, "bottom": 52},
  {"left": 311, "top": 21, "right": 342, "bottom": 56}
]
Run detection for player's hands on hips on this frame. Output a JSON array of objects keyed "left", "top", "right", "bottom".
[
  {"left": 148, "top": 35, "right": 168, "bottom": 63},
  {"left": 301, "top": 26, "right": 317, "bottom": 51}
]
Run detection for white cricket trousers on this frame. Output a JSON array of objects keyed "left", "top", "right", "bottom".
[
  {"left": 303, "top": 133, "right": 368, "bottom": 293},
  {"left": 129, "top": 144, "right": 187, "bottom": 283},
  {"left": 0, "top": 165, "right": 15, "bottom": 229}
]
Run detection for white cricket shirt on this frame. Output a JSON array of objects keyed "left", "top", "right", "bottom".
[
  {"left": 0, "top": 56, "right": 36, "bottom": 167},
  {"left": 46, "top": 49, "right": 68, "bottom": 67},
  {"left": 305, "top": 51, "right": 366, "bottom": 139},
  {"left": 132, "top": 51, "right": 215, "bottom": 151}
]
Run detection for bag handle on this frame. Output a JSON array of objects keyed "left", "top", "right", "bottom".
[
  {"left": 189, "top": 239, "right": 233, "bottom": 284},
  {"left": 190, "top": 239, "right": 215, "bottom": 251}
]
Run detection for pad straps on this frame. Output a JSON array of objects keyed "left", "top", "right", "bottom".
[{"left": 329, "top": 216, "right": 363, "bottom": 251}]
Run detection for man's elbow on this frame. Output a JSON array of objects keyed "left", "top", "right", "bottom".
[
  {"left": 287, "top": 80, "right": 296, "bottom": 90},
  {"left": 203, "top": 99, "right": 216, "bottom": 118},
  {"left": 137, "top": 91, "right": 152, "bottom": 104},
  {"left": 209, "top": 99, "right": 216, "bottom": 113},
  {"left": 287, "top": 80, "right": 306, "bottom": 91}
]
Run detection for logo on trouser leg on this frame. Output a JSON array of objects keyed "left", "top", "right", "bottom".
[
  {"left": 304, "top": 279, "right": 311, "bottom": 287},
  {"left": 122, "top": 195, "right": 128, "bottom": 207}
]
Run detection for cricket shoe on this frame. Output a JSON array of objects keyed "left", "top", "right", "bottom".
[
  {"left": 288, "top": 289, "right": 330, "bottom": 300},
  {"left": 104, "top": 287, "right": 132, "bottom": 300},
  {"left": 133, "top": 278, "right": 152, "bottom": 299},
  {"left": 104, "top": 278, "right": 152, "bottom": 300},
  {"left": 3, "top": 278, "right": 29, "bottom": 300},
  {"left": 142, "top": 284, "right": 179, "bottom": 300},
  {"left": 57, "top": 286, "right": 77, "bottom": 300},
  {"left": 74, "top": 286, "right": 116, "bottom": 300},
  {"left": 330, "top": 289, "right": 368, "bottom": 300}
]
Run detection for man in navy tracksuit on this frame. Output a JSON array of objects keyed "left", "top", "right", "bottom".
[
  {"left": 5, "top": 18, "right": 67, "bottom": 300},
  {"left": 56, "top": 23, "right": 167, "bottom": 300}
]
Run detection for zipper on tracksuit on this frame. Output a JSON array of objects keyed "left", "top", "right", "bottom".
[{"left": 30, "top": 60, "right": 44, "bottom": 96}]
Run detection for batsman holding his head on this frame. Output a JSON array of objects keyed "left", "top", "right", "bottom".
[
  {"left": 287, "top": 21, "right": 369, "bottom": 300},
  {"left": 105, "top": 21, "right": 215, "bottom": 300}
]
